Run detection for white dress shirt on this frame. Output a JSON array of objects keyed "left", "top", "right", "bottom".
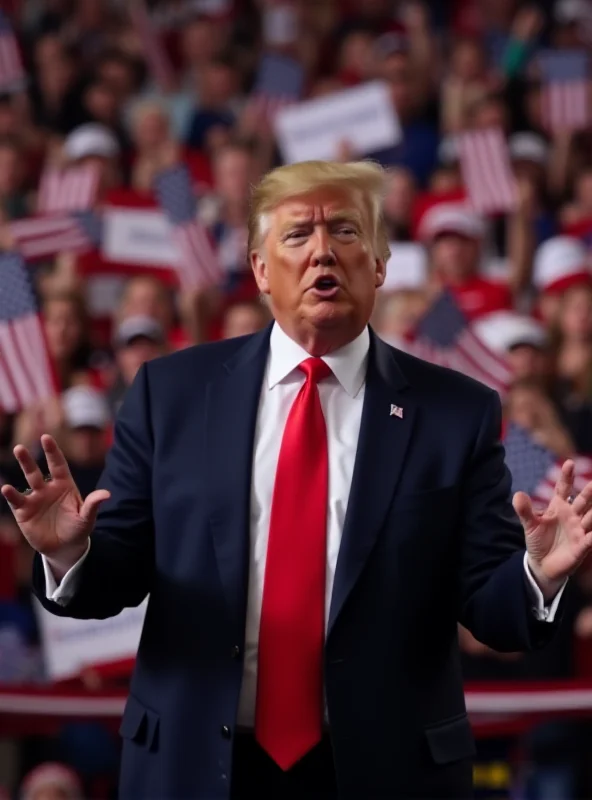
[{"left": 44, "top": 323, "right": 563, "bottom": 727}]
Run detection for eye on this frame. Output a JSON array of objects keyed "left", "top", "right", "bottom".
[
  {"left": 285, "top": 229, "right": 308, "bottom": 241},
  {"left": 335, "top": 226, "right": 358, "bottom": 237}
]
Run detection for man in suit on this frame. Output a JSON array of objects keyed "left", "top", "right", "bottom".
[{"left": 3, "top": 160, "right": 592, "bottom": 799}]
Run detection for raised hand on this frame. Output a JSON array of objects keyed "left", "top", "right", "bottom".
[
  {"left": 0, "top": 434, "right": 110, "bottom": 575},
  {"left": 513, "top": 460, "right": 592, "bottom": 600}
]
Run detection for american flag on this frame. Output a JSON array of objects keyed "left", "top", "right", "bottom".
[
  {"left": 538, "top": 50, "right": 590, "bottom": 133},
  {"left": 0, "top": 252, "right": 57, "bottom": 413},
  {"left": 409, "top": 290, "right": 513, "bottom": 396},
  {"left": 9, "top": 211, "right": 102, "bottom": 262},
  {"left": 0, "top": 10, "right": 24, "bottom": 92},
  {"left": 129, "top": 0, "right": 175, "bottom": 92},
  {"left": 457, "top": 128, "right": 518, "bottom": 215},
  {"left": 248, "top": 53, "right": 304, "bottom": 123},
  {"left": 153, "top": 165, "right": 222, "bottom": 289},
  {"left": 36, "top": 164, "right": 100, "bottom": 215},
  {"left": 504, "top": 423, "right": 592, "bottom": 510}
]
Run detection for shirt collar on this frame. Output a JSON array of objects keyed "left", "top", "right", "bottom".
[{"left": 267, "top": 322, "right": 369, "bottom": 398}]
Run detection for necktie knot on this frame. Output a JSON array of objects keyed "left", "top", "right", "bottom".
[{"left": 299, "top": 357, "right": 332, "bottom": 385}]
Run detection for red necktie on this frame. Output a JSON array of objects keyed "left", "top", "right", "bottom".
[{"left": 255, "top": 357, "right": 331, "bottom": 770}]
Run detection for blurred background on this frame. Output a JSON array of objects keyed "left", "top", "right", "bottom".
[{"left": 1, "top": 0, "right": 592, "bottom": 797}]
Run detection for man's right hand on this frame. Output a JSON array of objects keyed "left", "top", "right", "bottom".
[{"left": 0, "top": 434, "right": 110, "bottom": 580}]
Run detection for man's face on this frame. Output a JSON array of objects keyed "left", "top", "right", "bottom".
[
  {"left": 380, "top": 53, "right": 413, "bottom": 118},
  {"left": 134, "top": 110, "right": 169, "bottom": 151},
  {"left": 251, "top": 188, "right": 385, "bottom": 345},
  {"left": 431, "top": 233, "right": 480, "bottom": 284},
  {"left": 117, "top": 338, "right": 163, "bottom": 385},
  {"left": 0, "top": 146, "right": 20, "bottom": 195},
  {"left": 214, "top": 149, "right": 253, "bottom": 204},
  {"left": 65, "top": 427, "right": 106, "bottom": 466},
  {"left": 507, "top": 345, "right": 548, "bottom": 381}
]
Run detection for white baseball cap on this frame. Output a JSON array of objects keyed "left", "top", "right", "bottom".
[
  {"left": 472, "top": 311, "right": 548, "bottom": 353},
  {"left": 508, "top": 132, "right": 549, "bottom": 165},
  {"left": 555, "top": 0, "right": 592, "bottom": 23},
  {"left": 62, "top": 386, "right": 110, "bottom": 430},
  {"left": 438, "top": 135, "right": 460, "bottom": 165},
  {"left": 533, "top": 236, "right": 591, "bottom": 294},
  {"left": 63, "top": 123, "right": 120, "bottom": 161},
  {"left": 114, "top": 315, "right": 165, "bottom": 348},
  {"left": 418, "top": 203, "right": 486, "bottom": 242}
]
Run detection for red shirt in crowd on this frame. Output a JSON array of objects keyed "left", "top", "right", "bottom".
[{"left": 448, "top": 276, "right": 513, "bottom": 322}]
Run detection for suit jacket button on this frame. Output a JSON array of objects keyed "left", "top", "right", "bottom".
[
  {"left": 231, "top": 645, "right": 241, "bottom": 659},
  {"left": 221, "top": 725, "right": 232, "bottom": 739}
]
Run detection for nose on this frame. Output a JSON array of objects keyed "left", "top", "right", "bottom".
[{"left": 310, "top": 227, "right": 337, "bottom": 267}]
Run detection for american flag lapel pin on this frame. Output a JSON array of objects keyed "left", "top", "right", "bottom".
[{"left": 390, "top": 404, "right": 403, "bottom": 419}]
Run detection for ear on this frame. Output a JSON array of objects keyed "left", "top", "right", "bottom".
[
  {"left": 374, "top": 258, "right": 386, "bottom": 289},
  {"left": 250, "top": 250, "right": 271, "bottom": 295}
]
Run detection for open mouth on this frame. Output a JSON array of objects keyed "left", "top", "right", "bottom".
[{"left": 311, "top": 275, "right": 340, "bottom": 298}]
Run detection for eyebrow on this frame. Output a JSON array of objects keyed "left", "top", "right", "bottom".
[{"left": 278, "top": 210, "right": 363, "bottom": 234}]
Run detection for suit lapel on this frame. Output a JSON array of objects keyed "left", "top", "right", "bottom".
[
  {"left": 328, "top": 332, "right": 416, "bottom": 635},
  {"left": 205, "top": 325, "right": 272, "bottom": 634}
]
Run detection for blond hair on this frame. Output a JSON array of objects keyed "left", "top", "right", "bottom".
[{"left": 248, "top": 160, "right": 391, "bottom": 262}]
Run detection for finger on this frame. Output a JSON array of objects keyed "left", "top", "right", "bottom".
[
  {"left": 79, "top": 490, "right": 111, "bottom": 527},
  {"left": 581, "top": 506, "right": 592, "bottom": 533},
  {"left": 41, "top": 434, "right": 72, "bottom": 481},
  {"left": 0, "top": 484, "right": 26, "bottom": 510},
  {"left": 572, "top": 480, "right": 592, "bottom": 516},
  {"left": 555, "top": 460, "right": 575, "bottom": 501},
  {"left": 513, "top": 491, "right": 538, "bottom": 532},
  {"left": 13, "top": 445, "right": 45, "bottom": 490}
]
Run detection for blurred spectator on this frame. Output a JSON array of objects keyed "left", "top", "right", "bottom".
[
  {"left": 0, "top": 137, "right": 29, "bottom": 221},
  {"left": 473, "top": 310, "right": 550, "bottom": 382},
  {"left": 552, "top": 0, "right": 592, "bottom": 49},
  {"left": 441, "top": 36, "right": 492, "bottom": 134},
  {"left": 62, "top": 122, "right": 122, "bottom": 196},
  {"left": 368, "top": 40, "right": 439, "bottom": 185},
  {"left": 116, "top": 274, "right": 174, "bottom": 330},
  {"left": 42, "top": 291, "right": 95, "bottom": 389},
  {"left": 382, "top": 166, "right": 417, "bottom": 241},
  {"left": 184, "top": 57, "right": 240, "bottom": 155},
  {"left": 419, "top": 203, "right": 513, "bottom": 320},
  {"left": 129, "top": 101, "right": 211, "bottom": 193},
  {"left": 60, "top": 386, "right": 111, "bottom": 472},
  {"left": 505, "top": 378, "right": 576, "bottom": 460},
  {"left": 561, "top": 166, "right": 592, "bottom": 227},
  {"left": 335, "top": 28, "right": 375, "bottom": 86},
  {"left": 554, "top": 283, "right": 592, "bottom": 394},
  {"left": 221, "top": 299, "right": 270, "bottom": 340},
  {"left": 373, "top": 289, "right": 428, "bottom": 348},
  {"left": 29, "top": 36, "right": 82, "bottom": 134},
  {"left": 107, "top": 315, "right": 167, "bottom": 415},
  {"left": 178, "top": 14, "right": 227, "bottom": 85},
  {"left": 533, "top": 236, "right": 591, "bottom": 327},
  {"left": 20, "top": 762, "right": 83, "bottom": 800}
]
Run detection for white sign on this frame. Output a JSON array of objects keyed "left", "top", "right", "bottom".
[
  {"left": 102, "top": 207, "right": 178, "bottom": 266},
  {"left": 274, "top": 81, "right": 402, "bottom": 164},
  {"left": 382, "top": 242, "right": 428, "bottom": 292},
  {"left": 35, "top": 598, "right": 147, "bottom": 681}
]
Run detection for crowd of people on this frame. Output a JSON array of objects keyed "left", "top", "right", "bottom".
[{"left": 0, "top": 0, "right": 592, "bottom": 796}]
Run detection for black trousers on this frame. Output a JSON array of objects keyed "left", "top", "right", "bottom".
[{"left": 230, "top": 732, "right": 338, "bottom": 799}]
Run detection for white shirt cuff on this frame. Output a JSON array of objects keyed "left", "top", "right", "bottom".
[
  {"left": 42, "top": 541, "right": 91, "bottom": 607},
  {"left": 523, "top": 551, "right": 566, "bottom": 622}
]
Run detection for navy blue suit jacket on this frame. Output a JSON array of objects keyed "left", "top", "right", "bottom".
[{"left": 33, "top": 326, "right": 558, "bottom": 799}]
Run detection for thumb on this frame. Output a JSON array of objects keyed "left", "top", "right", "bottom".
[
  {"left": 79, "top": 489, "right": 111, "bottom": 528},
  {"left": 512, "top": 491, "right": 537, "bottom": 532}
]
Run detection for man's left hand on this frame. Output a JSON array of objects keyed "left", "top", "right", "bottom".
[{"left": 513, "top": 460, "right": 592, "bottom": 601}]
